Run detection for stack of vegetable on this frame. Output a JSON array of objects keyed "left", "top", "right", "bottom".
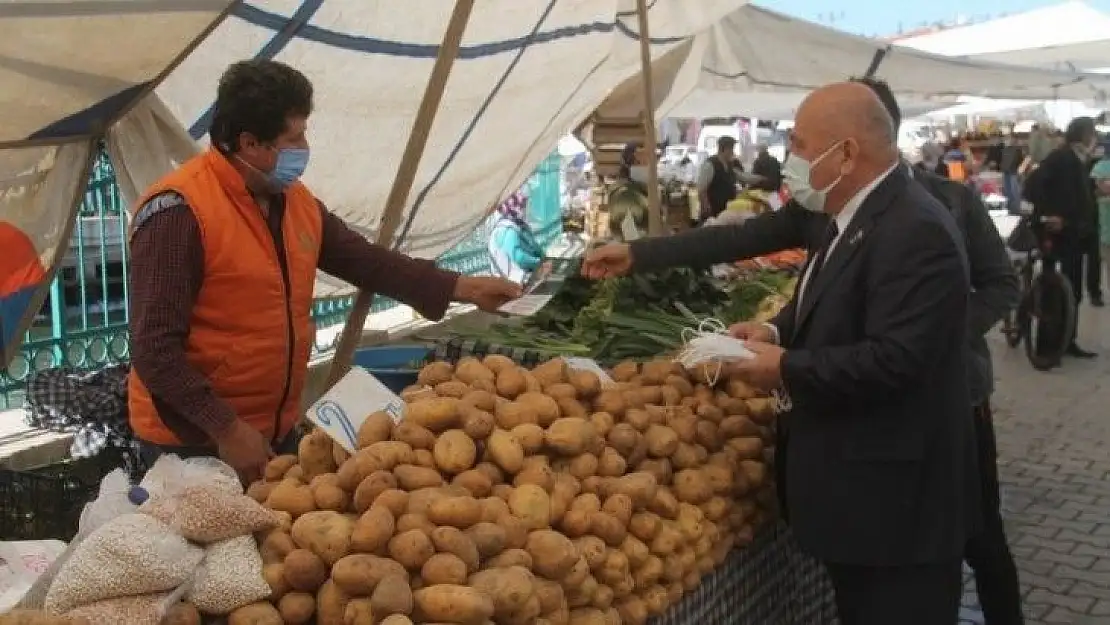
[
  {"left": 245, "top": 356, "right": 777, "bottom": 625},
  {"left": 447, "top": 267, "right": 795, "bottom": 363}
]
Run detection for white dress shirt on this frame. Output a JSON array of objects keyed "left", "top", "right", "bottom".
[{"left": 765, "top": 161, "right": 900, "bottom": 343}]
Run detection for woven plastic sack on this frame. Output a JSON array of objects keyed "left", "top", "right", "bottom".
[
  {"left": 64, "top": 591, "right": 177, "bottom": 625},
  {"left": 42, "top": 514, "right": 202, "bottom": 614},
  {"left": 186, "top": 536, "right": 270, "bottom": 615},
  {"left": 139, "top": 485, "right": 279, "bottom": 544}
]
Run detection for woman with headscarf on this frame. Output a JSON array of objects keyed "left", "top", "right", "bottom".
[
  {"left": 608, "top": 142, "right": 651, "bottom": 240},
  {"left": 488, "top": 191, "right": 545, "bottom": 284}
]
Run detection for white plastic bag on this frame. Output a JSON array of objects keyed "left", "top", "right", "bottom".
[
  {"left": 0, "top": 540, "right": 67, "bottom": 612},
  {"left": 139, "top": 455, "right": 241, "bottom": 499},
  {"left": 43, "top": 514, "right": 203, "bottom": 614},
  {"left": 77, "top": 469, "right": 138, "bottom": 538},
  {"left": 674, "top": 318, "right": 756, "bottom": 385},
  {"left": 187, "top": 535, "right": 270, "bottom": 615}
]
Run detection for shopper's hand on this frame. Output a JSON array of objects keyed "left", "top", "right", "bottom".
[
  {"left": 453, "top": 276, "right": 523, "bottom": 312},
  {"left": 728, "top": 341, "right": 785, "bottom": 390},
  {"left": 581, "top": 243, "right": 634, "bottom": 279},
  {"left": 216, "top": 419, "right": 273, "bottom": 484},
  {"left": 728, "top": 321, "right": 776, "bottom": 344}
]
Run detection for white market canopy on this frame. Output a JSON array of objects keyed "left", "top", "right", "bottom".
[
  {"left": 897, "top": 1, "right": 1110, "bottom": 72},
  {"left": 592, "top": 4, "right": 1110, "bottom": 122}
]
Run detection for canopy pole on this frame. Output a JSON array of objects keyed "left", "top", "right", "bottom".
[
  {"left": 635, "top": 0, "right": 665, "bottom": 236},
  {"left": 325, "top": 0, "right": 476, "bottom": 388}
]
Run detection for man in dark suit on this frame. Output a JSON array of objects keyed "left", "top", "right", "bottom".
[
  {"left": 1026, "top": 116, "right": 1100, "bottom": 357},
  {"left": 585, "top": 83, "right": 980, "bottom": 624}
]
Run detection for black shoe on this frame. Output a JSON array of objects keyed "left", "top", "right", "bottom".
[
  {"left": 1092, "top": 296, "right": 1105, "bottom": 307},
  {"left": 1066, "top": 343, "right": 1098, "bottom": 358}
]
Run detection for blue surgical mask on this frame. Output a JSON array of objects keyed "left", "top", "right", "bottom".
[
  {"left": 270, "top": 147, "right": 310, "bottom": 188},
  {"left": 784, "top": 142, "right": 844, "bottom": 213}
]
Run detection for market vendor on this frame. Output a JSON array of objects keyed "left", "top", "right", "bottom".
[
  {"left": 488, "top": 190, "right": 545, "bottom": 283},
  {"left": 696, "top": 136, "right": 740, "bottom": 223},
  {"left": 128, "top": 60, "right": 522, "bottom": 483}
]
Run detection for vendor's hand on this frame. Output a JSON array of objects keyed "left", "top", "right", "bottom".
[
  {"left": 453, "top": 276, "right": 523, "bottom": 312},
  {"left": 582, "top": 243, "right": 634, "bottom": 279},
  {"left": 1043, "top": 216, "right": 1064, "bottom": 232},
  {"left": 216, "top": 419, "right": 273, "bottom": 484},
  {"left": 727, "top": 341, "right": 785, "bottom": 390},
  {"left": 728, "top": 321, "right": 776, "bottom": 344}
]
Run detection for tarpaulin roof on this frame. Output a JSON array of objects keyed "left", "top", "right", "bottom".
[
  {"left": 593, "top": 4, "right": 1110, "bottom": 121},
  {"left": 0, "top": 0, "right": 748, "bottom": 366}
]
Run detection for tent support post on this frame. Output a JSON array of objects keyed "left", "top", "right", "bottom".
[
  {"left": 324, "top": 0, "right": 477, "bottom": 388},
  {"left": 635, "top": 0, "right": 665, "bottom": 236}
]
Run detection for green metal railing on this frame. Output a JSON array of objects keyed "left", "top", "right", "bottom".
[{"left": 0, "top": 150, "right": 563, "bottom": 409}]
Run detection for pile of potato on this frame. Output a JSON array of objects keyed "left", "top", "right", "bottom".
[{"left": 240, "top": 356, "right": 778, "bottom": 625}]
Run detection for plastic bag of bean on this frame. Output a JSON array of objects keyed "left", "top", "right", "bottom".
[
  {"left": 42, "top": 514, "right": 203, "bottom": 614},
  {"left": 64, "top": 591, "right": 175, "bottom": 625},
  {"left": 139, "top": 484, "right": 279, "bottom": 543},
  {"left": 186, "top": 536, "right": 270, "bottom": 615}
]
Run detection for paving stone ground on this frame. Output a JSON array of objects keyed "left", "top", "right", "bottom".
[{"left": 959, "top": 302, "right": 1110, "bottom": 625}]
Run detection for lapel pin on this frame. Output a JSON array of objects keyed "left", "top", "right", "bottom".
[{"left": 848, "top": 229, "right": 864, "bottom": 246}]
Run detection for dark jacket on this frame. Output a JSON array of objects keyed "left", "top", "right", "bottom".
[
  {"left": 751, "top": 153, "right": 783, "bottom": 191},
  {"left": 632, "top": 165, "right": 1019, "bottom": 405},
  {"left": 1029, "top": 145, "right": 1097, "bottom": 247}
]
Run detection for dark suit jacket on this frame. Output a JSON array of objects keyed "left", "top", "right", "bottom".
[
  {"left": 1030, "top": 145, "right": 1096, "bottom": 246},
  {"left": 633, "top": 169, "right": 980, "bottom": 567}
]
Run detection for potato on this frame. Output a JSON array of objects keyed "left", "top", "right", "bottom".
[
  {"left": 427, "top": 429, "right": 475, "bottom": 475},
  {"left": 331, "top": 553, "right": 407, "bottom": 596},
  {"left": 557, "top": 396, "right": 590, "bottom": 419},
  {"left": 593, "top": 391, "right": 627, "bottom": 417},
  {"left": 451, "top": 469, "right": 493, "bottom": 497},
  {"left": 277, "top": 592, "right": 315, "bottom": 625},
  {"left": 299, "top": 429, "right": 338, "bottom": 480},
  {"left": 672, "top": 469, "right": 712, "bottom": 504},
  {"left": 469, "top": 566, "right": 535, "bottom": 616},
  {"left": 228, "top": 602, "right": 283, "bottom": 625},
  {"left": 595, "top": 448, "right": 627, "bottom": 478},
  {"left": 487, "top": 429, "right": 525, "bottom": 474},
  {"left": 417, "top": 361, "right": 454, "bottom": 386},
  {"left": 496, "top": 367, "right": 529, "bottom": 399},
  {"left": 616, "top": 597, "right": 649, "bottom": 625},
  {"left": 545, "top": 417, "right": 594, "bottom": 456},
  {"left": 349, "top": 504, "right": 395, "bottom": 554},
  {"left": 494, "top": 402, "right": 531, "bottom": 429},
  {"left": 283, "top": 548, "right": 329, "bottom": 592},
  {"left": 643, "top": 425, "right": 679, "bottom": 458},
  {"left": 265, "top": 455, "right": 299, "bottom": 481},
  {"left": 456, "top": 358, "right": 496, "bottom": 385},
  {"left": 620, "top": 535, "right": 650, "bottom": 569},
  {"left": 290, "top": 511, "right": 354, "bottom": 565},
  {"left": 405, "top": 397, "right": 460, "bottom": 432},
  {"left": 460, "top": 407, "right": 496, "bottom": 440},
  {"left": 370, "top": 572, "right": 414, "bottom": 617},
  {"left": 260, "top": 530, "right": 296, "bottom": 564},
  {"left": 568, "top": 370, "right": 602, "bottom": 398},
  {"left": 266, "top": 480, "right": 316, "bottom": 518},
  {"left": 394, "top": 511, "right": 433, "bottom": 534},
  {"left": 481, "top": 354, "right": 516, "bottom": 374},
  {"left": 508, "top": 484, "right": 551, "bottom": 529},
  {"left": 590, "top": 512, "right": 627, "bottom": 547},
  {"left": 526, "top": 530, "right": 579, "bottom": 579},
  {"left": 352, "top": 470, "right": 397, "bottom": 513},
  {"left": 262, "top": 562, "right": 290, "bottom": 599},
  {"left": 412, "top": 449, "right": 436, "bottom": 468},
  {"left": 356, "top": 411, "right": 394, "bottom": 449},
  {"left": 606, "top": 423, "right": 641, "bottom": 457},
  {"left": 394, "top": 464, "right": 446, "bottom": 490},
  {"left": 461, "top": 388, "right": 498, "bottom": 411},
  {"left": 516, "top": 392, "right": 561, "bottom": 426},
  {"left": 566, "top": 453, "right": 599, "bottom": 480},
  {"left": 514, "top": 463, "right": 554, "bottom": 492},
  {"left": 379, "top": 616, "right": 414, "bottom": 625},
  {"left": 413, "top": 585, "right": 495, "bottom": 624},
  {"left": 390, "top": 421, "right": 434, "bottom": 450},
  {"left": 246, "top": 480, "right": 275, "bottom": 503},
  {"left": 309, "top": 477, "right": 349, "bottom": 513},
  {"left": 343, "top": 597, "right": 374, "bottom": 625},
  {"left": 629, "top": 512, "right": 660, "bottom": 542},
  {"left": 315, "top": 579, "right": 350, "bottom": 625},
  {"left": 532, "top": 358, "right": 568, "bottom": 386},
  {"left": 371, "top": 489, "right": 409, "bottom": 518},
  {"left": 463, "top": 522, "right": 506, "bottom": 559},
  {"left": 421, "top": 552, "right": 469, "bottom": 585},
  {"left": 388, "top": 528, "right": 436, "bottom": 570},
  {"left": 485, "top": 547, "right": 533, "bottom": 569},
  {"left": 426, "top": 495, "right": 482, "bottom": 528},
  {"left": 499, "top": 513, "right": 530, "bottom": 550},
  {"left": 601, "top": 494, "right": 633, "bottom": 526}
]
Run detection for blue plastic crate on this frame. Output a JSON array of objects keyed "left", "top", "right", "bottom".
[{"left": 352, "top": 345, "right": 432, "bottom": 394}]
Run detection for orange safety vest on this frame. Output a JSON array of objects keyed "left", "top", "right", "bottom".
[{"left": 128, "top": 148, "right": 322, "bottom": 446}]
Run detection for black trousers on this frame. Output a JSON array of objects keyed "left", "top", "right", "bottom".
[
  {"left": 965, "top": 403, "right": 1024, "bottom": 625},
  {"left": 1084, "top": 234, "right": 1103, "bottom": 298},
  {"left": 826, "top": 559, "right": 963, "bottom": 625}
]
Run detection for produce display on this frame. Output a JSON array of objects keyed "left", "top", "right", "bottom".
[
  {"left": 245, "top": 356, "right": 779, "bottom": 625},
  {"left": 446, "top": 268, "right": 796, "bottom": 363}
]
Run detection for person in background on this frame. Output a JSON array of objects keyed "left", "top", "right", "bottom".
[
  {"left": 696, "top": 136, "right": 740, "bottom": 223},
  {"left": 1093, "top": 155, "right": 1110, "bottom": 295},
  {"left": 488, "top": 191, "right": 544, "bottom": 284},
  {"left": 985, "top": 137, "right": 1005, "bottom": 172},
  {"left": 609, "top": 142, "right": 651, "bottom": 240},
  {"left": 1027, "top": 124, "right": 1052, "bottom": 166},
  {"left": 1000, "top": 135, "right": 1025, "bottom": 215},
  {"left": 751, "top": 144, "right": 783, "bottom": 192},
  {"left": 1026, "top": 116, "right": 1100, "bottom": 358},
  {"left": 127, "top": 60, "right": 522, "bottom": 483},
  {"left": 940, "top": 137, "right": 970, "bottom": 182},
  {"left": 1086, "top": 145, "right": 1106, "bottom": 306}
]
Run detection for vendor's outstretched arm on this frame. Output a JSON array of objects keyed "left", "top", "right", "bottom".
[
  {"left": 629, "top": 204, "right": 817, "bottom": 273},
  {"left": 317, "top": 202, "right": 460, "bottom": 321}
]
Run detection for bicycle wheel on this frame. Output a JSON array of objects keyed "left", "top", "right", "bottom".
[
  {"left": 1001, "top": 309, "right": 1023, "bottom": 347},
  {"left": 1022, "top": 271, "right": 1076, "bottom": 371}
]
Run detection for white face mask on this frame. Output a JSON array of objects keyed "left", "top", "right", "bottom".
[
  {"left": 629, "top": 165, "right": 649, "bottom": 184},
  {"left": 783, "top": 142, "right": 844, "bottom": 213}
]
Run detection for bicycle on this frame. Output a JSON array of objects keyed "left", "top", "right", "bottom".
[{"left": 1000, "top": 221, "right": 1076, "bottom": 370}]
